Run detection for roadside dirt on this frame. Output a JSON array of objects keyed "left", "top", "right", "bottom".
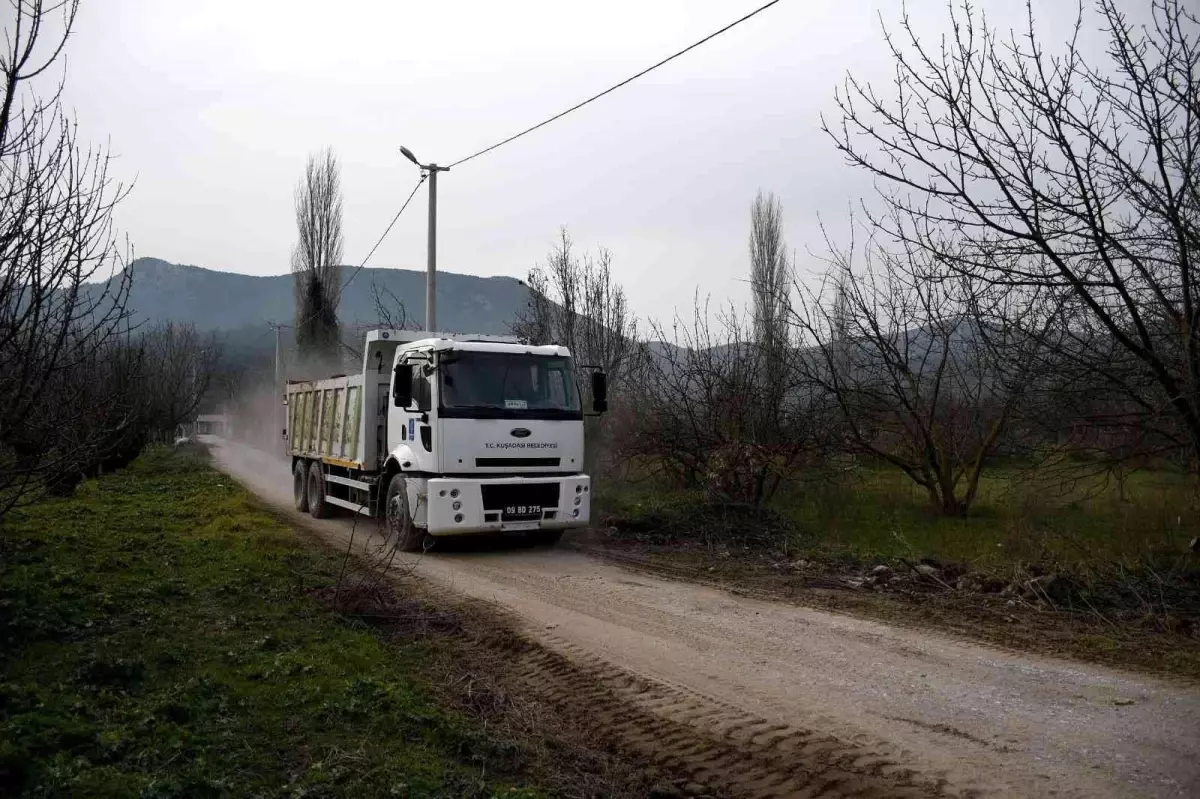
[
  {"left": 215, "top": 443, "right": 1200, "bottom": 798},
  {"left": 576, "top": 535, "right": 1200, "bottom": 683}
]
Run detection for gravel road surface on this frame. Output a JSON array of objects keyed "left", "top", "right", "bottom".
[{"left": 215, "top": 442, "right": 1200, "bottom": 798}]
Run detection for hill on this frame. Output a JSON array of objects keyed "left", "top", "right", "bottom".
[
  {"left": 103, "top": 257, "right": 531, "bottom": 335},
  {"left": 91, "top": 258, "right": 534, "bottom": 365}
]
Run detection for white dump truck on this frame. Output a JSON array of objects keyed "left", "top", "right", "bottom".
[{"left": 284, "top": 330, "right": 607, "bottom": 551}]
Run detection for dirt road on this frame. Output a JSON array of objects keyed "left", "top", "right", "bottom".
[{"left": 215, "top": 443, "right": 1200, "bottom": 798}]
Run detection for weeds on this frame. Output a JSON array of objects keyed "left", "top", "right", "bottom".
[
  {"left": 0, "top": 449, "right": 536, "bottom": 797},
  {"left": 0, "top": 447, "right": 674, "bottom": 796}
]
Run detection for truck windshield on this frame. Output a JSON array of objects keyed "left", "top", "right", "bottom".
[{"left": 439, "top": 352, "right": 582, "bottom": 419}]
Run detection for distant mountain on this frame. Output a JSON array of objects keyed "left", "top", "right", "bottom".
[
  {"left": 84, "top": 257, "right": 535, "bottom": 368},
  {"left": 103, "top": 257, "right": 531, "bottom": 335}
]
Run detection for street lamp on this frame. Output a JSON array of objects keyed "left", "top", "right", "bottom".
[{"left": 400, "top": 146, "right": 450, "bottom": 332}]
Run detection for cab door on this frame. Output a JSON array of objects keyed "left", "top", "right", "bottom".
[{"left": 387, "top": 356, "right": 437, "bottom": 472}]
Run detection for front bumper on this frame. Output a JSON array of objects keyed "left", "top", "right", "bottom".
[{"left": 424, "top": 474, "right": 591, "bottom": 536}]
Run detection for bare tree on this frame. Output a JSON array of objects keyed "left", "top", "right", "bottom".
[
  {"left": 748, "top": 191, "right": 797, "bottom": 451},
  {"left": 621, "top": 196, "right": 830, "bottom": 512},
  {"left": 141, "top": 323, "right": 221, "bottom": 438},
  {"left": 371, "top": 279, "right": 417, "bottom": 331},
  {"left": 826, "top": 0, "right": 1200, "bottom": 475},
  {"left": 750, "top": 191, "right": 790, "bottom": 361},
  {"left": 16, "top": 323, "right": 219, "bottom": 497},
  {"left": 514, "top": 229, "right": 638, "bottom": 385},
  {"left": 36, "top": 335, "right": 144, "bottom": 496},
  {"left": 1005, "top": 290, "right": 1192, "bottom": 493},
  {"left": 0, "top": 0, "right": 135, "bottom": 519},
  {"left": 624, "top": 297, "right": 823, "bottom": 510},
  {"left": 308, "top": 279, "right": 421, "bottom": 373},
  {"left": 292, "top": 147, "right": 344, "bottom": 369},
  {"left": 512, "top": 229, "right": 639, "bottom": 477},
  {"left": 788, "top": 223, "right": 1054, "bottom": 516}
]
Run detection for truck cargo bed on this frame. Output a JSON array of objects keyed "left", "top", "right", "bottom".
[{"left": 287, "top": 375, "right": 366, "bottom": 468}]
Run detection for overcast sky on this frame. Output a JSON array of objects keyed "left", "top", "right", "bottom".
[{"left": 62, "top": 0, "right": 1091, "bottom": 326}]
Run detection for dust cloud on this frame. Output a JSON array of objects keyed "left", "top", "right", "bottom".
[{"left": 222, "top": 334, "right": 364, "bottom": 459}]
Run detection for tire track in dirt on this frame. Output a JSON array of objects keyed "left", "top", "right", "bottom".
[
  {"left": 492, "top": 632, "right": 951, "bottom": 798},
  {"left": 323, "top": 554, "right": 956, "bottom": 797}
]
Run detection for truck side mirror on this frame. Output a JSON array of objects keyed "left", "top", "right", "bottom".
[
  {"left": 393, "top": 364, "right": 413, "bottom": 408},
  {"left": 591, "top": 371, "right": 608, "bottom": 414}
]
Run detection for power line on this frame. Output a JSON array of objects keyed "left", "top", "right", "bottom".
[
  {"left": 339, "top": 172, "right": 428, "bottom": 294},
  {"left": 287, "top": 172, "right": 428, "bottom": 334},
  {"left": 285, "top": 1, "right": 786, "bottom": 339},
  {"left": 447, "top": 0, "right": 785, "bottom": 169}
]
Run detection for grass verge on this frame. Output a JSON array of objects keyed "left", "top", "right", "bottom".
[{"left": 0, "top": 447, "right": 657, "bottom": 797}]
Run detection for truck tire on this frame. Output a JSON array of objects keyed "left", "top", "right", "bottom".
[
  {"left": 307, "top": 462, "right": 330, "bottom": 519},
  {"left": 293, "top": 461, "right": 310, "bottom": 513},
  {"left": 384, "top": 475, "right": 425, "bottom": 552}
]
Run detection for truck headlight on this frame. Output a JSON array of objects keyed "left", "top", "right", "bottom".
[
  {"left": 450, "top": 488, "right": 460, "bottom": 499},
  {"left": 571, "top": 509, "right": 579, "bottom": 518},
  {"left": 575, "top": 485, "right": 582, "bottom": 494},
  {"left": 452, "top": 501, "right": 462, "bottom": 511},
  {"left": 574, "top": 496, "right": 581, "bottom": 506},
  {"left": 454, "top": 513, "right": 464, "bottom": 523}
]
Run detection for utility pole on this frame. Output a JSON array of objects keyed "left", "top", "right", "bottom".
[
  {"left": 274, "top": 324, "right": 282, "bottom": 454},
  {"left": 426, "top": 165, "right": 438, "bottom": 332},
  {"left": 268, "top": 322, "right": 286, "bottom": 454},
  {"left": 192, "top": 348, "right": 207, "bottom": 438},
  {"left": 400, "top": 146, "right": 449, "bottom": 332}
]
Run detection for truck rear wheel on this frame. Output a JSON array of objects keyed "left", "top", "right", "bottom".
[
  {"left": 384, "top": 475, "right": 425, "bottom": 553},
  {"left": 293, "top": 461, "right": 310, "bottom": 513},
  {"left": 307, "top": 462, "right": 330, "bottom": 519}
]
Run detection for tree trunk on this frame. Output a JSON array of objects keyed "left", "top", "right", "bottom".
[{"left": 928, "top": 478, "right": 968, "bottom": 517}]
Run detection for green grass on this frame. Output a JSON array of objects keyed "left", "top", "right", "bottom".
[
  {"left": 783, "top": 466, "right": 1196, "bottom": 571},
  {"left": 600, "top": 463, "right": 1199, "bottom": 574},
  {"left": 0, "top": 448, "right": 540, "bottom": 798}
]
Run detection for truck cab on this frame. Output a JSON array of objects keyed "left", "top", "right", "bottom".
[{"left": 285, "top": 330, "right": 606, "bottom": 551}]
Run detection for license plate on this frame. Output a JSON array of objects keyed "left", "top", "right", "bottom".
[{"left": 503, "top": 504, "right": 542, "bottom": 520}]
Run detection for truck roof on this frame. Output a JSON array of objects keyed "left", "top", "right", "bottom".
[
  {"left": 365, "top": 329, "right": 570, "bottom": 357},
  {"left": 409, "top": 338, "right": 570, "bottom": 357},
  {"left": 366, "top": 329, "right": 518, "bottom": 345}
]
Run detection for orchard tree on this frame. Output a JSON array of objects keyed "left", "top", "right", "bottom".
[
  {"left": 0, "top": 0, "right": 134, "bottom": 520},
  {"left": 826, "top": 0, "right": 1200, "bottom": 474}
]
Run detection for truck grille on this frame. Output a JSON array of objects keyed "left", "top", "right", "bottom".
[
  {"left": 476, "top": 457, "right": 561, "bottom": 468},
  {"left": 480, "top": 482, "right": 561, "bottom": 511}
]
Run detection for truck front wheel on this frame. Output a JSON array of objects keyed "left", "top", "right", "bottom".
[
  {"left": 293, "top": 461, "right": 310, "bottom": 513},
  {"left": 307, "top": 462, "right": 330, "bottom": 519},
  {"left": 384, "top": 476, "right": 425, "bottom": 553}
]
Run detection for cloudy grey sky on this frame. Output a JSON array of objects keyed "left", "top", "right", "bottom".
[{"left": 62, "top": 0, "right": 1086, "bottom": 326}]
